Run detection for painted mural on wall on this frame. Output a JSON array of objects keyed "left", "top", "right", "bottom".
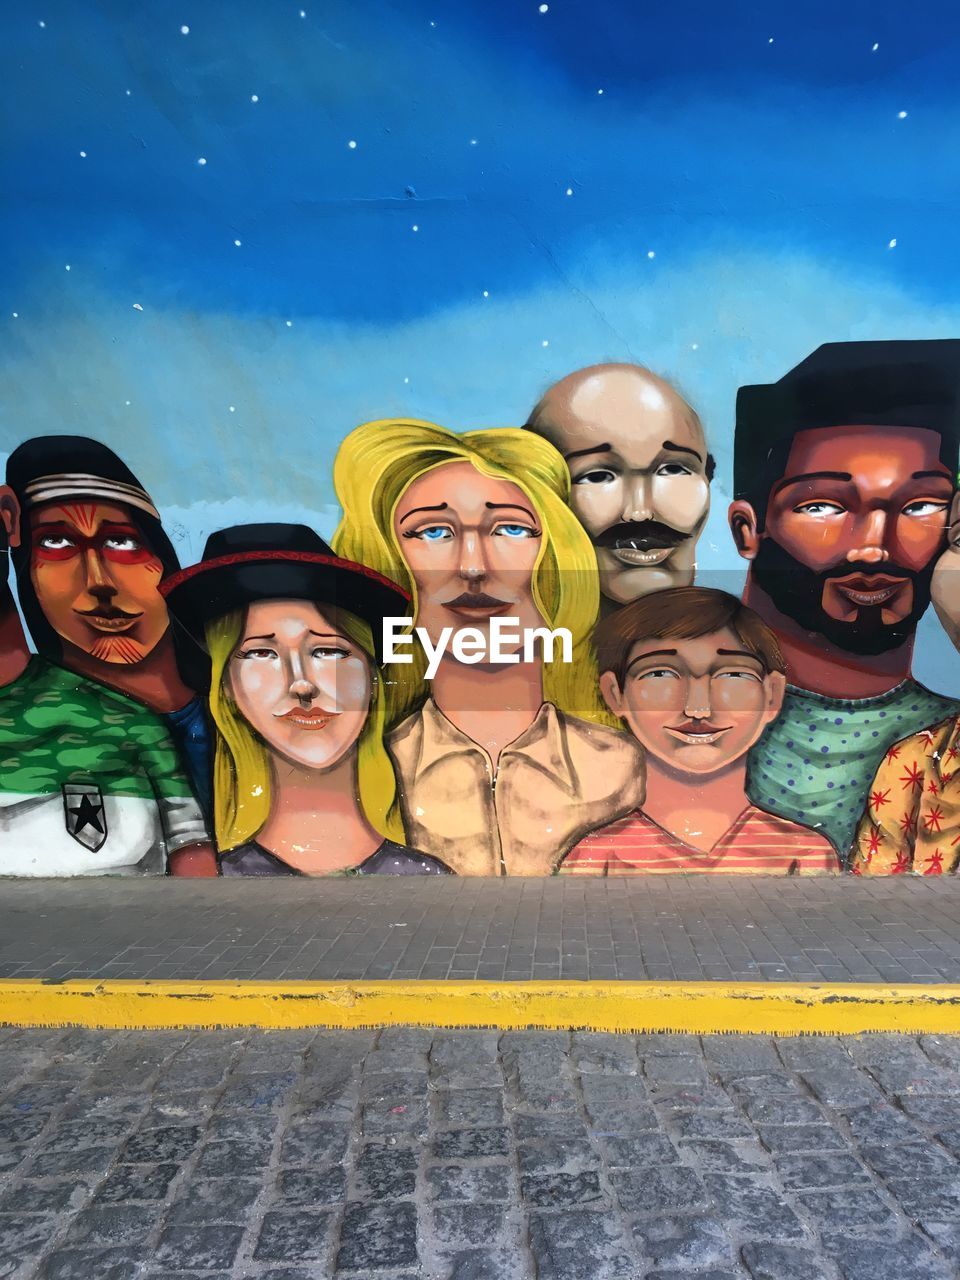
[{"left": 2, "top": 3, "right": 959, "bottom": 877}]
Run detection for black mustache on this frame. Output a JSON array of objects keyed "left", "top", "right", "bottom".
[
  {"left": 817, "top": 561, "right": 921, "bottom": 586},
  {"left": 442, "top": 592, "right": 510, "bottom": 608},
  {"left": 594, "top": 521, "right": 687, "bottom": 551}
]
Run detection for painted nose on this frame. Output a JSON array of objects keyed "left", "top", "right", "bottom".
[
  {"left": 622, "top": 476, "right": 653, "bottom": 523},
  {"left": 84, "top": 550, "right": 116, "bottom": 597},
  {"left": 683, "top": 675, "right": 712, "bottom": 721},
  {"left": 288, "top": 650, "right": 319, "bottom": 703},
  {"left": 459, "top": 530, "right": 487, "bottom": 581},
  {"left": 848, "top": 510, "right": 890, "bottom": 564}
]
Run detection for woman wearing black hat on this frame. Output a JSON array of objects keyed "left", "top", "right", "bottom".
[{"left": 161, "top": 524, "right": 450, "bottom": 876}]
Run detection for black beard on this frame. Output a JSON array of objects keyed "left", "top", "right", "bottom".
[{"left": 751, "top": 535, "right": 934, "bottom": 657}]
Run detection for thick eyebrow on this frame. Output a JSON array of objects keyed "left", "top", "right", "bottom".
[
  {"left": 911, "top": 469, "right": 953, "bottom": 481},
  {"left": 624, "top": 647, "right": 678, "bottom": 674},
  {"left": 241, "top": 633, "right": 275, "bottom": 643},
  {"left": 774, "top": 471, "right": 853, "bottom": 493},
  {"left": 307, "top": 631, "right": 351, "bottom": 643},
  {"left": 398, "top": 503, "right": 449, "bottom": 526},
  {"left": 662, "top": 440, "right": 703, "bottom": 463},
  {"left": 563, "top": 442, "right": 612, "bottom": 463},
  {"left": 716, "top": 648, "right": 764, "bottom": 662},
  {"left": 485, "top": 502, "right": 538, "bottom": 521}
]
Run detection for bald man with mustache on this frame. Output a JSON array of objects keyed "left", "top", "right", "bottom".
[{"left": 525, "top": 363, "right": 714, "bottom": 610}]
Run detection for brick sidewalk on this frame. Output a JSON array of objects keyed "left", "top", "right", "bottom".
[{"left": 1, "top": 877, "right": 960, "bottom": 984}]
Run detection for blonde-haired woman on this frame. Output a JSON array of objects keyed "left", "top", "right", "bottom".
[
  {"left": 333, "top": 420, "right": 644, "bottom": 876},
  {"left": 161, "top": 523, "right": 449, "bottom": 876}
]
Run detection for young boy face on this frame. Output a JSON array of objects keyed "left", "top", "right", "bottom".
[{"left": 600, "top": 625, "right": 785, "bottom": 777}]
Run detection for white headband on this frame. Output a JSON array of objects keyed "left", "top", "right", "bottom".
[{"left": 22, "top": 473, "right": 160, "bottom": 520}]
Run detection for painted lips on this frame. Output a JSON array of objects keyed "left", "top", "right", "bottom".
[
  {"left": 830, "top": 574, "right": 908, "bottom": 608},
  {"left": 441, "top": 592, "right": 512, "bottom": 617},
  {"left": 665, "top": 722, "right": 732, "bottom": 746},
  {"left": 276, "top": 707, "right": 340, "bottom": 730},
  {"left": 74, "top": 606, "right": 142, "bottom": 632}
]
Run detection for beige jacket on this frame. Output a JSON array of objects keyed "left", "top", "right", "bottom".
[{"left": 387, "top": 698, "right": 645, "bottom": 876}]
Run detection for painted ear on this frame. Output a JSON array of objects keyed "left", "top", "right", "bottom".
[
  {"left": 599, "top": 670, "right": 625, "bottom": 719},
  {"left": 0, "top": 486, "right": 22, "bottom": 548},
  {"left": 728, "top": 500, "right": 760, "bottom": 561},
  {"left": 764, "top": 670, "right": 787, "bottom": 722}
]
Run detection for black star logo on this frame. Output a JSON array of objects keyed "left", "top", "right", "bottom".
[{"left": 69, "top": 794, "right": 105, "bottom": 835}]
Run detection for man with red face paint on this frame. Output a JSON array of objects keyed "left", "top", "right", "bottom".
[
  {"left": 730, "top": 340, "right": 960, "bottom": 857},
  {"left": 0, "top": 437, "right": 215, "bottom": 875}
]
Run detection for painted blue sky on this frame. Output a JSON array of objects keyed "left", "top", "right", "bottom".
[{"left": 2, "top": 0, "right": 960, "bottom": 685}]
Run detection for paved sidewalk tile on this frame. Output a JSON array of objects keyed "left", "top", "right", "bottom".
[{"left": 1, "top": 877, "right": 960, "bottom": 984}]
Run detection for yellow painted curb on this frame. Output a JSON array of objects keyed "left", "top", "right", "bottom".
[{"left": 2, "top": 979, "right": 960, "bottom": 1035}]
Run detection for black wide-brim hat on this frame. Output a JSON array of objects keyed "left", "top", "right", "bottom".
[{"left": 160, "top": 523, "right": 410, "bottom": 665}]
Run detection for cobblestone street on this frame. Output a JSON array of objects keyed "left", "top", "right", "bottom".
[{"left": 1, "top": 1027, "right": 960, "bottom": 1278}]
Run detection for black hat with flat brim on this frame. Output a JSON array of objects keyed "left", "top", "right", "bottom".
[{"left": 160, "top": 523, "right": 410, "bottom": 664}]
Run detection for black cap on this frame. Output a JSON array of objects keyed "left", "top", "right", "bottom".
[
  {"left": 161, "top": 523, "right": 411, "bottom": 664},
  {"left": 734, "top": 339, "right": 960, "bottom": 505}
]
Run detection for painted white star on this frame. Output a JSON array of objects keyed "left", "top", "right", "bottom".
[
  {"left": 412, "top": 224, "right": 419, "bottom": 232},
  {"left": 541, "top": 339, "right": 549, "bottom": 347},
  {"left": 180, "top": 24, "right": 189, "bottom": 35},
  {"left": 79, "top": 151, "right": 87, "bottom": 158},
  {"left": 482, "top": 290, "right": 489, "bottom": 298},
  {"left": 539, "top": 3, "right": 549, "bottom": 11},
  {"left": 872, "top": 42, "right": 879, "bottom": 51},
  {"left": 285, "top": 320, "right": 293, "bottom": 327},
  {"left": 250, "top": 94, "right": 259, "bottom": 103},
  {"left": 38, "top": 19, "right": 45, "bottom": 28},
  {"left": 11, "top": 312, "right": 18, "bottom": 319},
  {"left": 647, "top": 250, "right": 656, "bottom": 259},
  {"left": 597, "top": 89, "right": 604, "bottom": 95},
  {"left": 64, "top": 264, "right": 71, "bottom": 272},
  {"left": 565, "top": 187, "right": 573, "bottom": 196},
  {"left": 234, "top": 239, "right": 242, "bottom": 247},
  {"left": 898, "top": 110, "right": 908, "bottom": 119},
  {"left": 197, "top": 156, "right": 207, "bottom": 166},
  {"left": 299, "top": 9, "right": 306, "bottom": 16},
  {"left": 133, "top": 303, "right": 143, "bottom": 311},
  {"left": 691, "top": 342, "right": 699, "bottom": 350},
  {"left": 768, "top": 36, "right": 774, "bottom": 44},
  {"left": 125, "top": 400, "right": 131, "bottom": 405},
  {"left": 125, "top": 89, "right": 132, "bottom": 96},
  {"left": 888, "top": 238, "right": 897, "bottom": 248},
  {"left": 347, "top": 139, "right": 357, "bottom": 149},
  {"left": 469, "top": 138, "right": 478, "bottom": 145},
  {"left": 404, "top": 376, "right": 410, "bottom": 383},
  {"left": 229, "top": 405, "right": 236, "bottom": 413}
]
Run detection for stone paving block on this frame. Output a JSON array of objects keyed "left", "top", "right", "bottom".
[
  {"left": 704, "top": 1174, "right": 806, "bottom": 1239},
  {"left": 37, "top": 1248, "right": 144, "bottom": 1280},
  {"left": 274, "top": 1165, "right": 347, "bottom": 1205},
  {"left": 741, "top": 1240, "right": 837, "bottom": 1279},
  {"left": 741, "top": 1096, "right": 824, "bottom": 1126},
  {"left": 883, "top": 1176, "right": 960, "bottom": 1218},
  {"left": 194, "top": 1136, "right": 273, "bottom": 1177},
  {"left": 336, "top": 1201, "right": 418, "bottom": 1270},
  {"left": 633, "top": 1214, "right": 733, "bottom": 1269},
  {"left": 432, "top": 1203, "right": 513, "bottom": 1249},
  {"left": 798, "top": 1187, "right": 901, "bottom": 1234},
  {"left": 669, "top": 1109, "right": 755, "bottom": 1141},
  {"left": 361, "top": 1096, "right": 429, "bottom": 1138},
  {"left": 514, "top": 1112, "right": 590, "bottom": 1140},
  {"left": 121, "top": 1123, "right": 202, "bottom": 1163},
  {"left": 254, "top": 1210, "right": 333, "bottom": 1263},
  {"left": 571, "top": 1034, "right": 639, "bottom": 1075},
  {"left": 517, "top": 1136, "right": 600, "bottom": 1173},
  {"left": 520, "top": 1170, "right": 605, "bottom": 1206},
  {"left": 822, "top": 1233, "right": 955, "bottom": 1279},
  {"left": 861, "top": 1141, "right": 958, "bottom": 1179},
  {"left": 70, "top": 1203, "right": 160, "bottom": 1245},
  {"left": 702, "top": 1038, "right": 783, "bottom": 1071},
  {"left": 438, "top": 1088, "right": 505, "bottom": 1125},
  {"left": 642, "top": 1054, "right": 709, "bottom": 1086},
  {"left": 352, "top": 1142, "right": 417, "bottom": 1198},
  {"left": 165, "top": 1177, "right": 261, "bottom": 1224},
  {"left": 756, "top": 1124, "right": 847, "bottom": 1153},
  {"left": 683, "top": 1139, "right": 770, "bottom": 1173},
  {"left": 434, "top": 1126, "right": 512, "bottom": 1158},
  {"left": 775, "top": 1151, "right": 874, "bottom": 1189},
  {"left": 427, "top": 1163, "right": 512, "bottom": 1203},
  {"left": 613, "top": 1165, "right": 711, "bottom": 1213},
  {"left": 527, "top": 1209, "right": 641, "bottom": 1280},
  {"left": 155, "top": 1222, "right": 246, "bottom": 1269},
  {"left": 845, "top": 1104, "right": 924, "bottom": 1145},
  {"left": 93, "top": 1161, "right": 179, "bottom": 1202},
  {"left": 280, "top": 1120, "right": 350, "bottom": 1164}
]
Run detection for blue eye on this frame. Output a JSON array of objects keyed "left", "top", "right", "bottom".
[
  {"left": 418, "top": 526, "right": 451, "bottom": 541},
  {"left": 495, "top": 524, "right": 537, "bottom": 538}
]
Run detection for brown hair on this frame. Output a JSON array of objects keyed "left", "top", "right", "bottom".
[{"left": 595, "top": 587, "right": 786, "bottom": 687}]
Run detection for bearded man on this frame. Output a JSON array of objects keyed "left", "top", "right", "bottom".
[{"left": 730, "top": 339, "right": 960, "bottom": 856}]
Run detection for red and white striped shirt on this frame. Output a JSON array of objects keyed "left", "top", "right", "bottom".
[{"left": 559, "top": 805, "right": 839, "bottom": 875}]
